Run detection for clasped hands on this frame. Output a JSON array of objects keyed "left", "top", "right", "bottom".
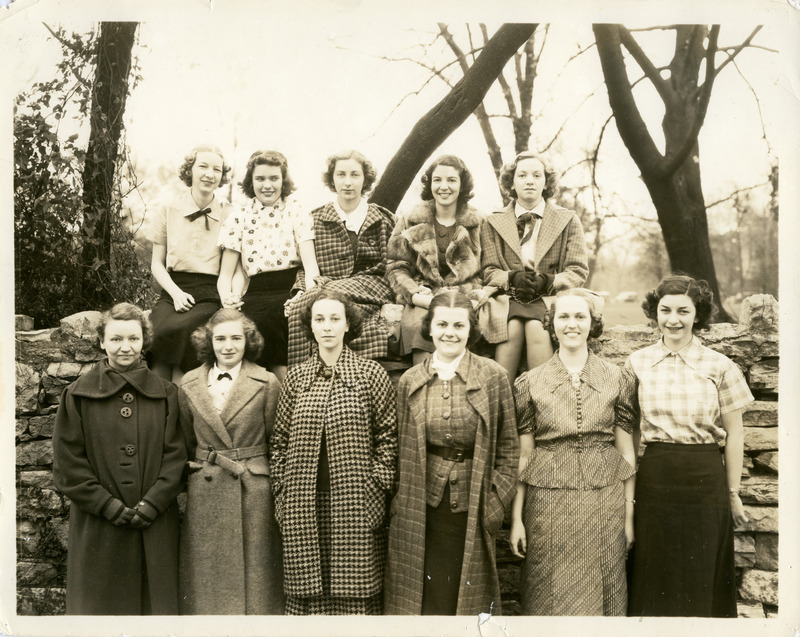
[
  {"left": 509, "top": 270, "right": 552, "bottom": 303},
  {"left": 103, "top": 498, "right": 158, "bottom": 529}
]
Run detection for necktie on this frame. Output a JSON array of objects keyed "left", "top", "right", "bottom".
[
  {"left": 187, "top": 207, "right": 212, "bottom": 230},
  {"left": 516, "top": 211, "right": 541, "bottom": 246},
  {"left": 217, "top": 372, "right": 232, "bottom": 381}
]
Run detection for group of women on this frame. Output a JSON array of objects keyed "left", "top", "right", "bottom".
[{"left": 51, "top": 143, "right": 753, "bottom": 619}]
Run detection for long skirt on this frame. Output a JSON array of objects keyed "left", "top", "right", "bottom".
[
  {"left": 149, "top": 272, "right": 220, "bottom": 371},
  {"left": 285, "top": 490, "right": 382, "bottom": 615},
  {"left": 627, "top": 442, "right": 737, "bottom": 617},
  {"left": 241, "top": 268, "right": 298, "bottom": 368},
  {"left": 520, "top": 482, "right": 627, "bottom": 616}
]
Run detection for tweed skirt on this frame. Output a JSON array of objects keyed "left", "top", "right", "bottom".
[
  {"left": 628, "top": 442, "right": 737, "bottom": 618},
  {"left": 149, "top": 272, "right": 220, "bottom": 371},
  {"left": 520, "top": 481, "right": 627, "bottom": 616},
  {"left": 241, "top": 268, "right": 298, "bottom": 368}
]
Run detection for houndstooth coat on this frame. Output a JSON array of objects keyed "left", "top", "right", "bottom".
[
  {"left": 383, "top": 352, "right": 519, "bottom": 615},
  {"left": 287, "top": 201, "right": 396, "bottom": 366},
  {"left": 270, "top": 346, "right": 398, "bottom": 599},
  {"left": 386, "top": 201, "right": 506, "bottom": 344}
]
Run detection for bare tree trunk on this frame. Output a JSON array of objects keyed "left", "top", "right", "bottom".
[{"left": 80, "top": 22, "right": 138, "bottom": 307}]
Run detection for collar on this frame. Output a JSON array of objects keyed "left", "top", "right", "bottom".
[
  {"left": 404, "top": 351, "right": 483, "bottom": 396},
  {"left": 209, "top": 361, "right": 242, "bottom": 385},
  {"left": 405, "top": 200, "right": 481, "bottom": 229},
  {"left": 333, "top": 197, "right": 369, "bottom": 232},
  {"left": 70, "top": 359, "right": 168, "bottom": 399},
  {"left": 183, "top": 190, "right": 221, "bottom": 221},
  {"left": 514, "top": 199, "right": 546, "bottom": 219},
  {"left": 249, "top": 197, "right": 285, "bottom": 214},
  {"left": 539, "top": 351, "right": 608, "bottom": 393},
  {"left": 430, "top": 350, "right": 467, "bottom": 381},
  {"left": 649, "top": 335, "right": 704, "bottom": 369}
]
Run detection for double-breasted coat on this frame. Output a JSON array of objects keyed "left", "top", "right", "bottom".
[
  {"left": 270, "top": 346, "right": 398, "bottom": 600},
  {"left": 52, "top": 360, "right": 186, "bottom": 615},
  {"left": 386, "top": 201, "right": 506, "bottom": 345},
  {"left": 177, "top": 360, "right": 284, "bottom": 614},
  {"left": 481, "top": 201, "right": 588, "bottom": 323},
  {"left": 287, "top": 201, "right": 396, "bottom": 366},
  {"left": 384, "top": 352, "right": 519, "bottom": 615}
]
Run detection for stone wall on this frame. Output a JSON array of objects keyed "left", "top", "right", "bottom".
[{"left": 14, "top": 296, "right": 779, "bottom": 617}]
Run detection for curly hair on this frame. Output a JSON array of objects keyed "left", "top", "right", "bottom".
[
  {"left": 641, "top": 273, "right": 717, "bottom": 331},
  {"left": 544, "top": 288, "right": 605, "bottom": 345},
  {"left": 178, "top": 144, "right": 232, "bottom": 188},
  {"left": 96, "top": 302, "right": 153, "bottom": 351},
  {"left": 419, "top": 154, "right": 475, "bottom": 207},
  {"left": 499, "top": 152, "right": 558, "bottom": 201},
  {"left": 240, "top": 150, "right": 296, "bottom": 200},
  {"left": 300, "top": 288, "right": 364, "bottom": 345},
  {"left": 191, "top": 308, "right": 264, "bottom": 366},
  {"left": 321, "top": 149, "right": 377, "bottom": 195},
  {"left": 420, "top": 290, "right": 482, "bottom": 347}
]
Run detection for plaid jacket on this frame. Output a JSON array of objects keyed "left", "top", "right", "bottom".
[
  {"left": 270, "top": 347, "right": 397, "bottom": 598},
  {"left": 481, "top": 201, "right": 588, "bottom": 293},
  {"left": 384, "top": 352, "right": 519, "bottom": 615}
]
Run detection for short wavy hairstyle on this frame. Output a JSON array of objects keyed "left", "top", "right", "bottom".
[
  {"left": 240, "top": 150, "right": 296, "bottom": 200},
  {"left": 641, "top": 273, "right": 717, "bottom": 331},
  {"left": 178, "top": 144, "right": 232, "bottom": 188},
  {"left": 321, "top": 149, "right": 377, "bottom": 195},
  {"left": 544, "top": 288, "right": 605, "bottom": 345},
  {"left": 420, "top": 290, "right": 482, "bottom": 348},
  {"left": 300, "top": 288, "right": 364, "bottom": 346},
  {"left": 191, "top": 308, "right": 264, "bottom": 366},
  {"left": 96, "top": 302, "right": 153, "bottom": 351},
  {"left": 419, "top": 154, "right": 475, "bottom": 207},
  {"left": 499, "top": 151, "right": 558, "bottom": 202}
]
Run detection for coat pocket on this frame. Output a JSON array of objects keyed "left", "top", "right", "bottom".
[
  {"left": 363, "top": 475, "right": 388, "bottom": 531},
  {"left": 482, "top": 487, "right": 505, "bottom": 536}
]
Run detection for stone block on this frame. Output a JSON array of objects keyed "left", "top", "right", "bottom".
[
  {"left": 16, "top": 315, "right": 35, "bottom": 331},
  {"left": 752, "top": 451, "right": 778, "bottom": 474},
  {"left": 17, "top": 560, "right": 61, "bottom": 587},
  {"left": 735, "top": 551, "right": 755, "bottom": 568},
  {"left": 743, "top": 427, "right": 778, "bottom": 452},
  {"left": 741, "top": 506, "right": 778, "bottom": 533},
  {"left": 26, "top": 414, "right": 56, "bottom": 439},
  {"left": 16, "top": 440, "right": 53, "bottom": 468},
  {"left": 736, "top": 602, "right": 766, "bottom": 618},
  {"left": 742, "top": 401, "right": 778, "bottom": 428},
  {"left": 16, "top": 362, "right": 40, "bottom": 415},
  {"left": 59, "top": 310, "right": 103, "bottom": 340},
  {"left": 16, "top": 418, "right": 30, "bottom": 442},
  {"left": 18, "top": 470, "right": 55, "bottom": 489},
  {"left": 45, "top": 362, "right": 83, "bottom": 380},
  {"left": 749, "top": 359, "right": 778, "bottom": 395},
  {"left": 15, "top": 328, "right": 56, "bottom": 343},
  {"left": 740, "top": 475, "right": 778, "bottom": 505},
  {"left": 734, "top": 534, "right": 755, "bottom": 568},
  {"left": 41, "top": 374, "right": 70, "bottom": 405},
  {"left": 737, "top": 294, "right": 778, "bottom": 335},
  {"left": 739, "top": 569, "right": 778, "bottom": 605},
  {"left": 16, "top": 587, "right": 66, "bottom": 616},
  {"left": 72, "top": 341, "right": 104, "bottom": 363},
  {"left": 755, "top": 534, "right": 778, "bottom": 571},
  {"left": 17, "top": 486, "right": 67, "bottom": 519},
  {"left": 17, "top": 519, "right": 41, "bottom": 556}
]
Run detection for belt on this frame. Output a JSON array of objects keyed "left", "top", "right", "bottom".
[
  {"left": 427, "top": 444, "right": 473, "bottom": 462},
  {"left": 195, "top": 444, "right": 267, "bottom": 477}
]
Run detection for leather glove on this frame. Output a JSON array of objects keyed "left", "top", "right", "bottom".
[
  {"left": 530, "top": 272, "right": 554, "bottom": 296},
  {"left": 513, "top": 286, "right": 538, "bottom": 303},
  {"left": 102, "top": 498, "right": 136, "bottom": 526},
  {"left": 509, "top": 270, "right": 536, "bottom": 291},
  {"left": 129, "top": 500, "right": 158, "bottom": 530}
]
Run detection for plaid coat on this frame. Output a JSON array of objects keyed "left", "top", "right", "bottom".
[
  {"left": 287, "top": 201, "right": 396, "bottom": 366},
  {"left": 384, "top": 352, "right": 519, "bottom": 615},
  {"left": 481, "top": 201, "right": 588, "bottom": 298},
  {"left": 386, "top": 201, "right": 506, "bottom": 343},
  {"left": 270, "top": 346, "right": 398, "bottom": 598}
]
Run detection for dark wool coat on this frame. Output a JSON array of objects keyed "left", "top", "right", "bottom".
[
  {"left": 287, "top": 202, "right": 396, "bottom": 366},
  {"left": 386, "top": 201, "right": 506, "bottom": 344},
  {"left": 481, "top": 201, "right": 589, "bottom": 303},
  {"left": 177, "top": 360, "right": 284, "bottom": 615},
  {"left": 52, "top": 360, "right": 186, "bottom": 615},
  {"left": 270, "top": 346, "right": 398, "bottom": 599},
  {"left": 384, "top": 352, "right": 519, "bottom": 615}
]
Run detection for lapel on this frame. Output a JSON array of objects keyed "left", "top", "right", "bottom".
[
  {"left": 535, "top": 201, "right": 572, "bottom": 265},
  {"left": 219, "top": 360, "right": 263, "bottom": 428},
  {"left": 461, "top": 353, "right": 491, "bottom": 442},
  {"left": 402, "top": 361, "right": 434, "bottom": 475},
  {"left": 486, "top": 204, "right": 522, "bottom": 263},
  {"left": 181, "top": 365, "right": 233, "bottom": 448}
]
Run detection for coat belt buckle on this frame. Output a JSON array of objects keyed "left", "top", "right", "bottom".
[
  {"left": 454, "top": 450, "right": 464, "bottom": 462},
  {"left": 207, "top": 445, "right": 217, "bottom": 464}
]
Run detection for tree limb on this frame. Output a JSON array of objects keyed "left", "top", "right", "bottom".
[{"left": 618, "top": 26, "right": 672, "bottom": 103}]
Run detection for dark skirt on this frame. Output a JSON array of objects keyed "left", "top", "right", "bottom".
[
  {"left": 421, "top": 484, "right": 468, "bottom": 615},
  {"left": 241, "top": 268, "right": 298, "bottom": 368},
  {"left": 149, "top": 272, "right": 220, "bottom": 372},
  {"left": 508, "top": 297, "right": 547, "bottom": 321},
  {"left": 627, "top": 442, "right": 737, "bottom": 618}
]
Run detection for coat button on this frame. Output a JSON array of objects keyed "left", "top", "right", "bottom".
[
  {"left": 121, "top": 392, "right": 134, "bottom": 403},
  {"left": 442, "top": 392, "right": 450, "bottom": 399},
  {"left": 450, "top": 477, "right": 457, "bottom": 485},
  {"left": 120, "top": 407, "right": 132, "bottom": 418},
  {"left": 445, "top": 433, "right": 452, "bottom": 440},
  {"left": 450, "top": 500, "right": 458, "bottom": 509},
  {"left": 443, "top": 412, "right": 451, "bottom": 419},
  {"left": 124, "top": 444, "right": 136, "bottom": 456},
  {"left": 204, "top": 475, "right": 213, "bottom": 482}
]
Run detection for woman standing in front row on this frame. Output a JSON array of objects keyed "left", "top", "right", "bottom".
[
  {"left": 178, "top": 309, "right": 284, "bottom": 615},
  {"left": 510, "top": 289, "right": 637, "bottom": 615},
  {"left": 271, "top": 289, "right": 397, "bottom": 614},
  {"left": 626, "top": 274, "right": 752, "bottom": 617},
  {"left": 384, "top": 291, "right": 519, "bottom": 615}
]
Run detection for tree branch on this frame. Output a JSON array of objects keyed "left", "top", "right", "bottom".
[
  {"left": 618, "top": 26, "right": 672, "bottom": 103},
  {"left": 708, "top": 26, "right": 764, "bottom": 83}
]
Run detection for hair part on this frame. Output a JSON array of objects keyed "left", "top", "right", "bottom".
[
  {"left": 299, "top": 287, "right": 364, "bottom": 345},
  {"left": 191, "top": 308, "right": 264, "bottom": 366},
  {"left": 420, "top": 290, "right": 482, "bottom": 347},
  {"left": 544, "top": 288, "right": 605, "bottom": 345},
  {"left": 419, "top": 154, "right": 475, "bottom": 207},
  {"left": 321, "top": 149, "right": 377, "bottom": 195},
  {"left": 96, "top": 302, "right": 153, "bottom": 351},
  {"left": 641, "top": 273, "right": 717, "bottom": 330},
  {"left": 499, "top": 151, "right": 558, "bottom": 201},
  {"left": 240, "top": 149, "right": 296, "bottom": 200},
  {"left": 178, "top": 144, "right": 232, "bottom": 188}
]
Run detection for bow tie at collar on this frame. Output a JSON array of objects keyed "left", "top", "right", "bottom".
[
  {"left": 187, "top": 207, "right": 212, "bottom": 230},
  {"left": 516, "top": 211, "right": 541, "bottom": 244},
  {"left": 217, "top": 372, "right": 232, "bottom": 381}
]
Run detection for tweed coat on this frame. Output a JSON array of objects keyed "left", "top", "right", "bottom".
[
  {"left": 52, "top": 360, "right": 186, "bottom": 615},
  {"left": 386, "top": 201, "right": 506, "bottom": 344},
  {"left": 177, "top": 360, "right": 285, "bottom": 615},
  {"left": 270, "top": 346, "right": 398, "bottom": 599},
  {"left": 384, "top": 352, "right": 519, "bottom": 615},
  {"left": 287, "top": 201, "right": 396, "bottom": 366},
  {"left": 481, "top": 201, "right": 588, "bottom": 303}
]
